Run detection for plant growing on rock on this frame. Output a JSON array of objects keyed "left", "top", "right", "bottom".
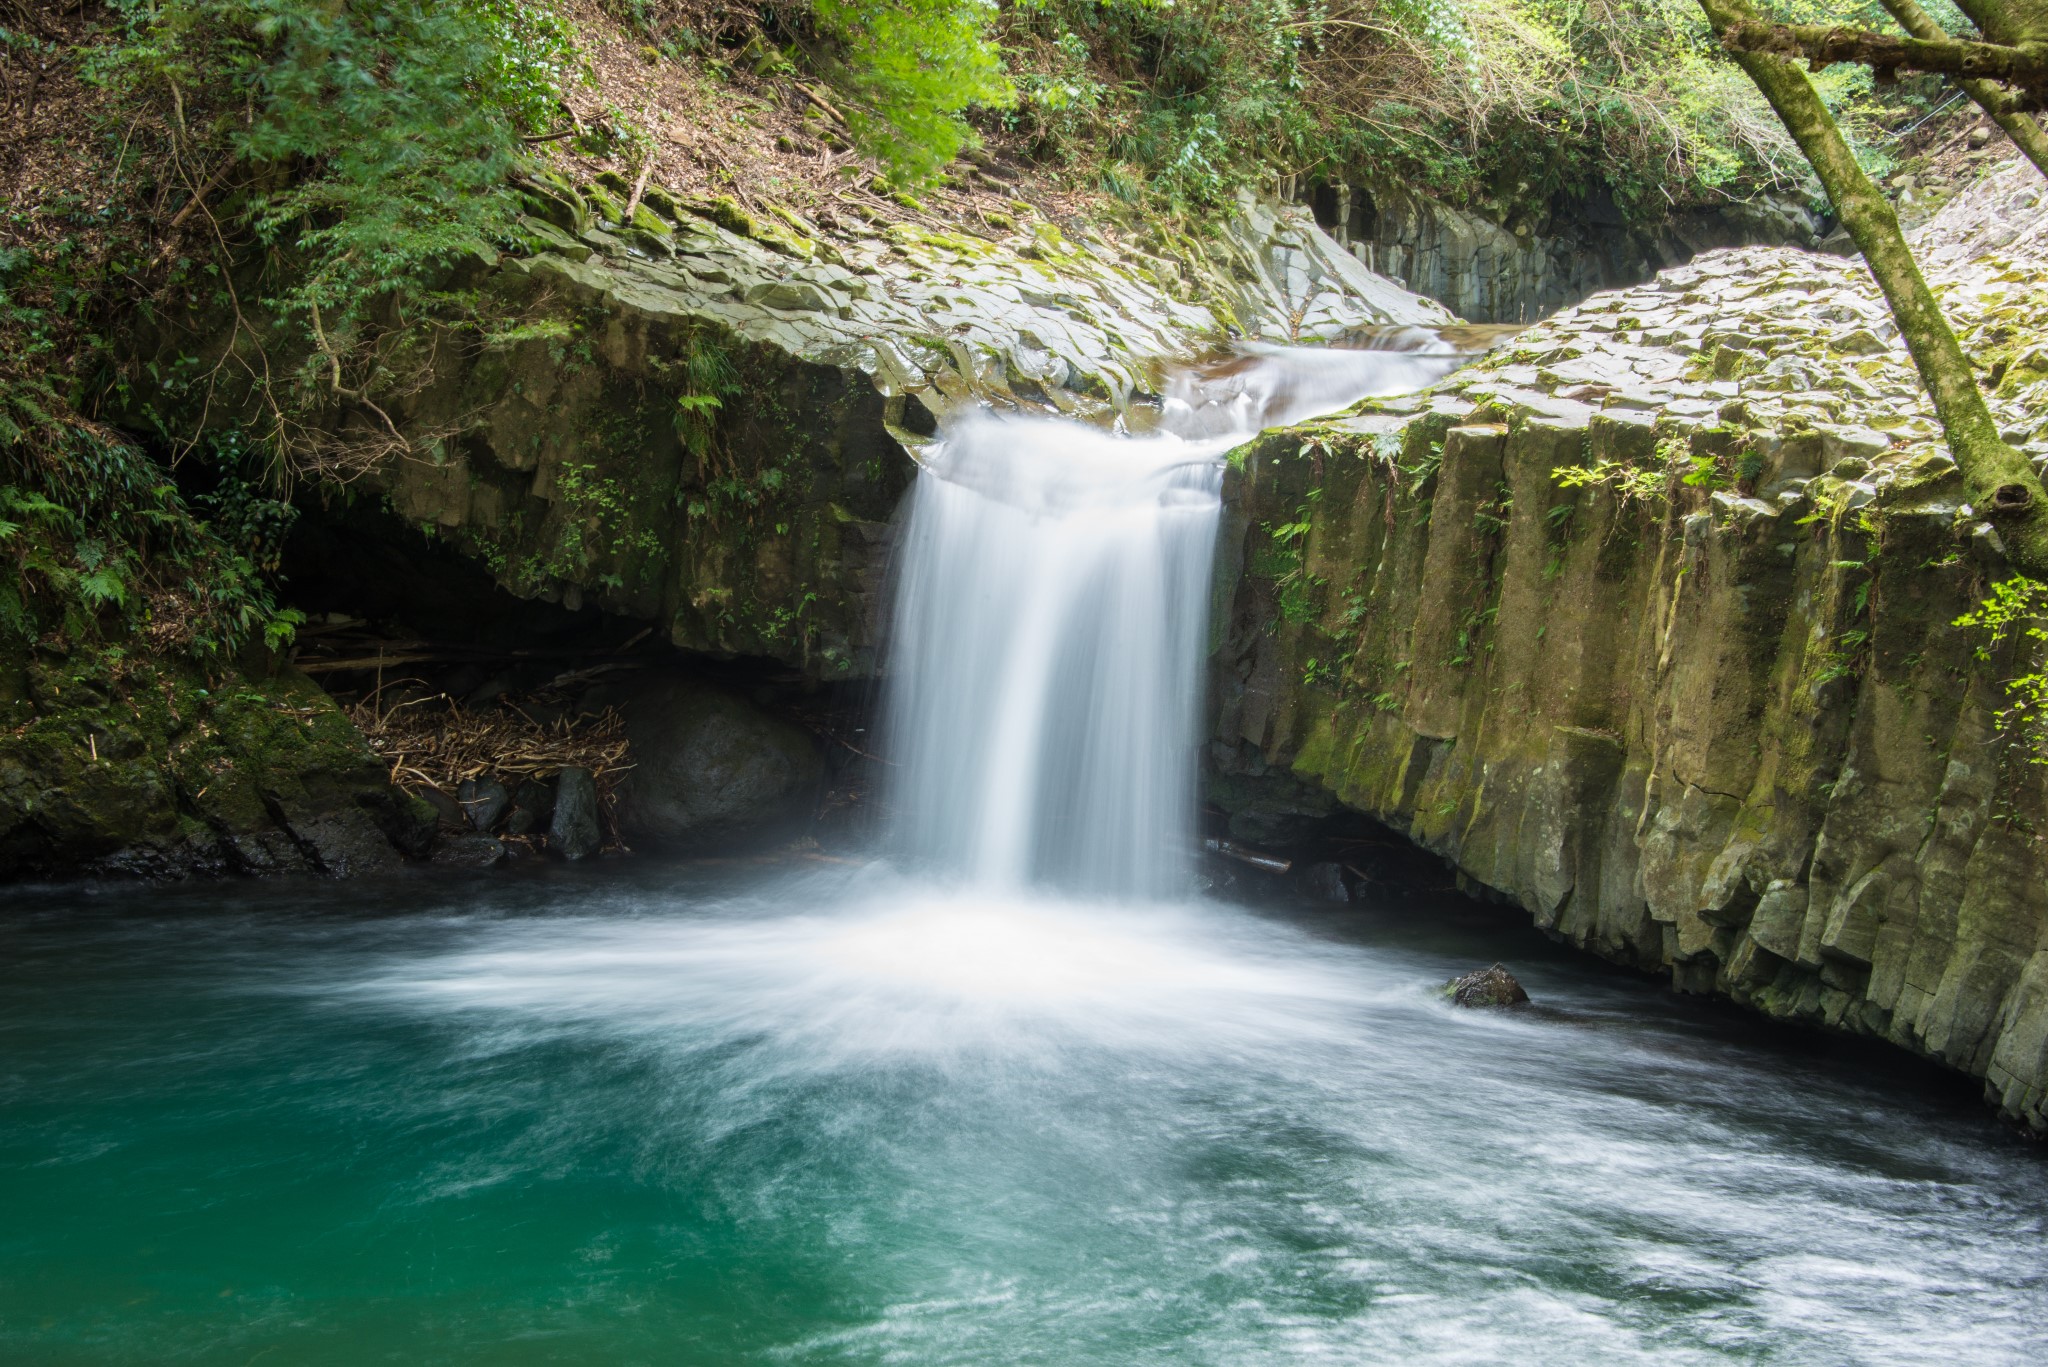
[
  {"left": 89, "top": 0, "right": 583, "bottom": 483},
  {"left": 1955, "top": 574, "right": 2048, "bottom": 763}
]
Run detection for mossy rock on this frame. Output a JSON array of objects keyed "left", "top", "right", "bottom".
[
  {"left": 681, "top": 195, "right": 813, "bottom": 259},
  {"left": 582, "top": 182, "right": 626, "bottom": 225},
  {"left": 0, "top": 647, "right": 427, "bottom": 880}
]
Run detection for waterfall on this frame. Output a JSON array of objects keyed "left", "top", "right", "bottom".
[{"left": 883, "top": 338, "right": 1469, "bottom": 899}]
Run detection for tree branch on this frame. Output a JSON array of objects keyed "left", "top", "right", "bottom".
[
  {"left": 1700, "top": 0, "right": 2048, "bottom": 576},
  {"left": 1879, "top": 0, "right": 2048, "bottom": 177},
  {"left": 1719, "top": 19, "right": 2048, "bottom": 95}
]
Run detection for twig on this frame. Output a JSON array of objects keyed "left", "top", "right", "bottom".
[
  {"left": 795, "top": 82, "right": 848, "bottom": 126},
  {"left": 623, "top": 142, "right": 657, "bottom": 221}
]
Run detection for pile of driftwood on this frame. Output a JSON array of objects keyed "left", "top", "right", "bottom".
[
  {"left": 348, "top": 693, "right": 634, "bottom": 843},
  {"left": 350, "top": 694, "right": 630, "bottom": 790}
]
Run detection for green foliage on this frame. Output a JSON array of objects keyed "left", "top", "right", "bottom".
[
  {"left": 1553, "top": 459, "right": 1667, "bottom": 506},
  {"left": 996, "top": 0, "right": 1940, "bottom": 218},
  {"left": 92, "top": 0, "right": 582, "bottom": 463},
  {"left": 1955, "top": 576, "right": 2048, "bottom": 765},
  {"left": 0, "top": 426, "right": 298, "bottom": 661},
  {"left": 813, "top": 0, "right": 1015, "bottom": 183}
]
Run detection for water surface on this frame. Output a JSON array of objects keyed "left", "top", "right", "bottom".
[{"left": 4, "top": 862, "right": 2043, "bottom": 1364}]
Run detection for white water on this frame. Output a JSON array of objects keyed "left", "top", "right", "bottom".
[{"left": 883, "top": 339, "right": 1468, "bottom": 896}]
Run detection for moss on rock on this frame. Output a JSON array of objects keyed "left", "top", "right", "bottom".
[{"left": 0, "top": 642, "right": 429, "bottom": 879}]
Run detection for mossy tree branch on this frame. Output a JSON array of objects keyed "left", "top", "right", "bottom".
[
  {"left": 1717, "top": 19, "right": 2048, "bottom": 98},
  {"left": 1952, "top": 0, "right": 2048, "bottom": 47},
  {"left": 1699, "top": 0, "right": 2048, "bottom": 577},
  {"left": 1878, "top": 0, "right": 2048, "bottom": 177}
]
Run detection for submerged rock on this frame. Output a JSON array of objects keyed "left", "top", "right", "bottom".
[
  {"left": 1443, "top": 965, "right": 1532, "bottom": 1008},
  {"left": 549, "top": 767, "right": 602, "bottom": 861}
]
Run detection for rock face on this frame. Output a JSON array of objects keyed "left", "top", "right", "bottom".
[
  {"left": 1294, "top": 178, "right": 1821, "bottom": 323},
  {"left": 1212, "top": 164, "right": 2048, "bottom": 1129},
  {"left": 606, "top": 675, "right": 824, "bottom": 852},
  {"left": 0, "top": 650, "right": 430, "bottom": 879},
  {"left": 146, "top": 186, "right": 1450, "bottom": 682}
]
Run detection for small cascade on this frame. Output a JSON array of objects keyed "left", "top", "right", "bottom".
[{"left": 883, "top": 338, "right": 1471, "bottom": 898}]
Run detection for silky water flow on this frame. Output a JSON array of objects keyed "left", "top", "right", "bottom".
[
  {"left": 6, "top": 338, "right": 2048, "bottom": 1366},
  {"left": 883, "top": 339, "right": 1464, "bottom": 896}
]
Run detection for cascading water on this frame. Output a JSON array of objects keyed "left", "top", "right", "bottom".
[{"left": 884, "top": 337, "right": 1470, "bottom": 897}]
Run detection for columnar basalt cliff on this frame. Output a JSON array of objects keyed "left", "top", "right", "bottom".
[
  {"left": 1211, "top": 164, "right": 2048, "bottom": 1129},
  {"left": 1290, "top": 178, "right": 1822, "bottom": 323}
]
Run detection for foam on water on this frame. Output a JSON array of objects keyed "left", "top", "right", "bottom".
[
  {"left": 320, "top": 867, "right": 2048, "bottom": 1366},
  {"left": 7, "top": 865, "right": 2048, "bottom": 1363}
]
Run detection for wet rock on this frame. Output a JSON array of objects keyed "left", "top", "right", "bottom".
[
  {"left": 504, "top": 778, "right": 554, "bottom": 835},
  {"left": 457, "top": 777, "right": 510, "bottom": 832},
  {"left": 1296, "top": 861, "right": 1352, "bottom": 903},
  {"left": 605, "top": 675, "right": 823, "bottom": 853},
  {"left": 1443, "top": 965, "right": 1531, "bottom": 1008},
  {"left": 418, "top": 786, "right": 467, "bottom": 830},
  {"left": 431, "top": 833, "right": 507, "bottom": 868},
  {"left": 549, "top": 767, "right": 602, "bottom": 861},
  {"left": 292, "top": 807, "right": 410, "bottom": 877}
]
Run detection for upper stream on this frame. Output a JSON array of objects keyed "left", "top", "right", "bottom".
[{"left": 4, "top": 340, "right": 2046, "bottom": 1364}]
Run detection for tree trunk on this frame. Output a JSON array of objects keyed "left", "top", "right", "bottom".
[
  {"left": 1701, "top": 0, "right": 2048, "bottom": 576},
  {"left": 1954, "top": 0, "right": 2048, "bottom": 47},
  {"left": 1880, "top": 0, "right": 2048, "bottom": 178}
]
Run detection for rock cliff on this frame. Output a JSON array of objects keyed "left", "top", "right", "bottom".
[
  {"left": 1211, "top": 162, "right": 2048, "bottom": 1129},
  {"left": 218, "top": 185, "right": 1453, "bottom": 678},
  {"left": 1291, "top": 178, "right": 1822, "bottom": 323}
]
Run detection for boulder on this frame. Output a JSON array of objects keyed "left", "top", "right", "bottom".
[
  {"left": 1443, "top": 964, "right": 1531, "bottom": 1008},
  {"left": 604, "top": 675, "right": 823, "bottom": 852},
  {"left": 549, "top": 767, "right": 602, "bottom": 861},
  {"left": 457, "top": 777, "right": 510, "bottom": 831},
  {"left": 504, "top": 778, "right": 553, "bottom": 835}
]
